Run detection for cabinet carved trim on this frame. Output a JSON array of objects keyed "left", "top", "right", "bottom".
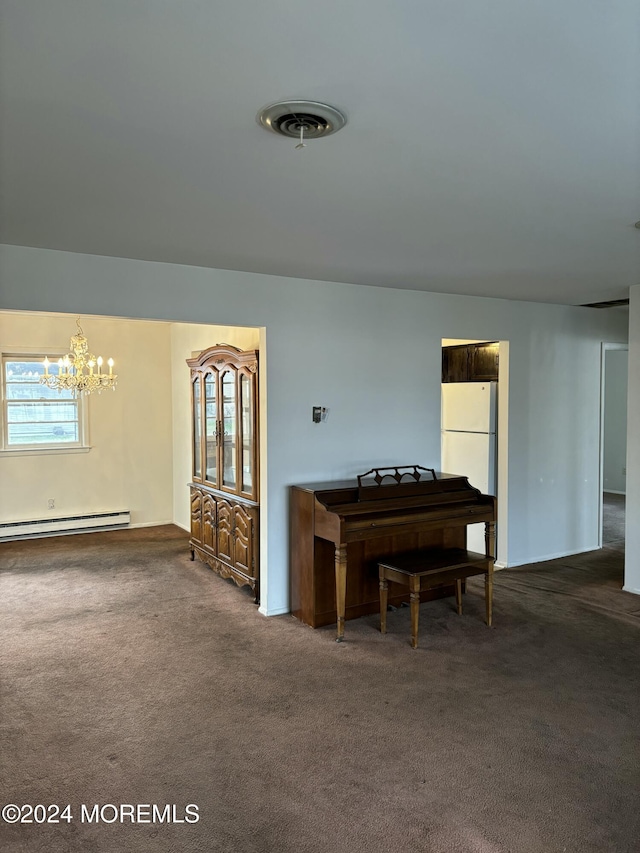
[{"left": 187, "top": 344, "right": 260, "bottom": 603}]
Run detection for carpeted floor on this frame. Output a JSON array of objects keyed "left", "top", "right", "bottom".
[
  {"left": 0, "top": 507, "right": 638, "bottom": 853},
  {"left": 602, "top": 491, "right": 625, "bottom": 548}
]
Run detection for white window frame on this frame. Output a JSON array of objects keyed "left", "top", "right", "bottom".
[{"left": 1, "top": 350, "right": 90, "bottom": 456}]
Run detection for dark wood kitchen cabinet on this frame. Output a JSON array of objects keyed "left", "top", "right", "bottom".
[{"left": 442, "top": 342, "right": 499, "bottom": 383}]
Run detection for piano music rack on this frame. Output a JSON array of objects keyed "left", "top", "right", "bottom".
[{"left": 357, "top": 465, "right": 438, "bottom": 501}]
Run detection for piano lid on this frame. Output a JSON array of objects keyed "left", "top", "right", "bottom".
[{"left": 293, "top": 466, "right": 482, "bottom": 507}]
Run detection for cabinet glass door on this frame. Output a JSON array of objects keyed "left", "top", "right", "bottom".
[
  {"left": 204, "top": 372, "right": 217, "bottom": 483},
  {"left": 221, "top": 370, "right": 236, "bottom": 489},
  {"left": 240, "top": 372, "right": 253, "bottom": 495},
  {"left": 193, "top": 379, "right": 201, "bottom": 480}
]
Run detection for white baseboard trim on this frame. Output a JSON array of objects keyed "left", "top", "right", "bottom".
[
  {"left": 622, "top": 585, "right": 640, "bottom": 596},
  {"left": 604, "top": 489, "right": 626, "bottom": 496},
  {"left": 129, "top": 520, "right": 175, "bottom": 529},
  {"left": 259, "top": 605, "right": 290, "bottom": 617},
  {"left": 503, "top": 545, "right": 600, "bottom": 569},
  {"left": 0, "top": 510, "right": 131, "bottom": 541}
]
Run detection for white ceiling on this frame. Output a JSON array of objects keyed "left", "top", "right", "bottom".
[{"left": 1, "top": 1, "right": 639, "bottom": 305}]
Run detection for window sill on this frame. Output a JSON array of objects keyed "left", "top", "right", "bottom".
[{"left": 0, "top": 446, "right": 92, "bottom": 457}]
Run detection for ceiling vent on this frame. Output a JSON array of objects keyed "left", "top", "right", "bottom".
[
  {"left": 580, "top": 299, "right": 630, "bottom": 309},
  {"left": 257, "top": 100, "right": 347, "bottom": 142}
]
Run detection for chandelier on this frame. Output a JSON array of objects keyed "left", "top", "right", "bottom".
[{"left": 40, "top": 319, "right": 117, "bottom": 397}]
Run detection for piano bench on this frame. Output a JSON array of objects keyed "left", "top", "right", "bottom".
[{"left": 378, "top": 548, "right": 494, "bottom": 649}]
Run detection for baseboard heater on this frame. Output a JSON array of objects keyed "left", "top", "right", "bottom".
[{"left": 0, "top": 511, "right": 131, "bottom": 542}]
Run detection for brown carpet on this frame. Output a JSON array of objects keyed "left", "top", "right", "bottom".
[
  {"left": 603, "top": 491, "right": 625, "bottom": 548},
  {"left": 1, "top": 521, "right": 639, "bottom": 853}
]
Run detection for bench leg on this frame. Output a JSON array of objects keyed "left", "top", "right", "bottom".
[
  {"left": 455, "top": 578, "right": 463, "bottom": 615},
  {"left": 485, "top": 569, "right": 493, "bottom": 627},
  {"left": 379, "top": 577, "right": 389, "bottom": 634},
  {"left": 410, "top": 577, "right": 421, "bottom": 649}
]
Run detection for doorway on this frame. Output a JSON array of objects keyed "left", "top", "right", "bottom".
[
  {"left": 600, "top": 344, "right": 628, "bottom": 550},
  {"left": 0, "top": 310, "right": 270, "bottom": 608},
  {"left": 441, "top": 338, "right": 509, "bottom": 567}
]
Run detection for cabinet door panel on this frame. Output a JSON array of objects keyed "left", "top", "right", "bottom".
[
  {"left": 221, "top": 370, "right": 237, "bottom": 489},
  {"left": 204, "top": 372, "right": 218, "bottom": 484},
  {"left": 470, "top": 343, "right": 499, "bottom": 380},
  {"left": 216, "top": 499, "right": 234, "bottom": 565},
  {"left": 190, "top": 488, "right": 203, "bottom": 543},
  {"left": 239, "top": 371, "right": 255, "bottom": 497},
  {"left": 202, "top": 493, "right": 216, "bottom": 551},
  {"left": 442, "top": 346, "right": 470, "bottom": 382},
  {"left": 233, "top": 505, "right": 254, "bottom": 578},
  {"left": 192, "top": 380, "right": 202, "bottom": 480}
]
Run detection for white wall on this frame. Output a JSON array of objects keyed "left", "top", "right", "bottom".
[
  {"left": 624, "top": 285, "right": 640, "bottom": 594},
  {"left": 603, "top": 349, "right": 628, "bottom": 493},
  {"left": 0, "top": 310, "right": 174, "bottom": 526},
  {"left": 0, "top": 246, "right": 630, "bottom": 613},
  {"left": 169, "top": 322, "right": 260, "bottom": 530}
]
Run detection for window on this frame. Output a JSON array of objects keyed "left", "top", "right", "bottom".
[{"left": 2, "top": 355, "right": 85, "bottom": 451}]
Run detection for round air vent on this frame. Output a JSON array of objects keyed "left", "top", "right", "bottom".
[{"left": 257, "top": 100, "right": 347, "bottom": 140}]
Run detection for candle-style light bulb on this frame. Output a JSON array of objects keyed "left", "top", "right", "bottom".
[
  {"left": 43, "top": 357, "right": 50, "bottom": 376},
  {"left": 88, "top": 360, "right": 95, "bottom": 375},
  {"left": 107, "top": 358, "right": 114, "bottom": 376},
  {"left": 97, "top": 356, "right": 103, "bottom": 375}
]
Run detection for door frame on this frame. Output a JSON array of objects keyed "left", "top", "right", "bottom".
[
  {"left": 598, "top": 342, "right": 628, "bottom": 548},
  {"left": 495, "top": 340, "right": 509, "bottom": 568}
]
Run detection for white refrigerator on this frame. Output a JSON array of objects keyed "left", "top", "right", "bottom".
[{"left": 441, "top": 382, "right": 497, "bottom": 554}]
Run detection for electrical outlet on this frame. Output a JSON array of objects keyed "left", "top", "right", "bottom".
[{"left": 48, "top": 499, "right": 55, "bottom": 509}]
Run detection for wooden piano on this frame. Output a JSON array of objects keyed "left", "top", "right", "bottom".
[{"left": 290, "top": 465, "right": 496, "bottom": 641}]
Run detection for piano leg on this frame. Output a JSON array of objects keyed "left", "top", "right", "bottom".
[
  {"left": 485, "top": 567, "right": 493, "bottom": 627},
  {"left": 485, "top": 520, "right": 496, "bottom": 559},
  {"left": 485, "top": 521, "right": 496, "bottom": 627},
  {"left": 409, "top": 576, "right": 421, "bottom": 649},
  {"left": 334, "top": 544, "right": 347, "bottom": 642},
  {"left": 379, "top": 576, "right": 389, "bottom": 634},
  {"left": 455, "top": 579, "right": 463, "bottom": 615}
]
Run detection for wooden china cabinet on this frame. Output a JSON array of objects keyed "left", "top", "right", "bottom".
[{"left": 187, "top": 345, "right": 259, "bottom": 602}]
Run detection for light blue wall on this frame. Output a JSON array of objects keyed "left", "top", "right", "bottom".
[{"left": 0, "top": 245, "right": 630, "bottom": 612}]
